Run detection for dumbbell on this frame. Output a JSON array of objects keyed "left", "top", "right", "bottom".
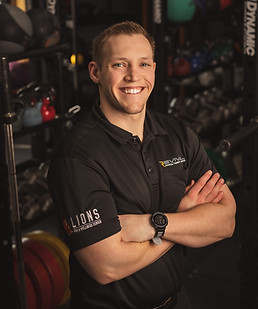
[
  {"left": 38, "top": 193, "right": 54, "bottom": 213},
  {"left": 210, "top": 87, "right": 241, "bottom": 118},
  {"left": 19, "top": 194, "right": 41, "bottom": 221},
  {"left": 201, "top": 89, "right": 231, "bottom": 121},
  {"left": 168, "top": 97, "right": 203, "bottom": 129},
  {"left": 194, "top": 93, "right": 224, "bottom": 124},
  {"left": 198, "top": 71, "right": 215, "bottom": 87}
]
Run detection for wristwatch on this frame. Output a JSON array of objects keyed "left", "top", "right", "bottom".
[{"left": 151, "top": 212, "right": 168, "bottom": 245}]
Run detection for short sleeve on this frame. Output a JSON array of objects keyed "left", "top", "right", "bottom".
[{"left": 47, "top": 157, "right": 121, "bottom": 251}]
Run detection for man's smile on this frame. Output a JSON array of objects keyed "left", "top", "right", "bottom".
[{"left": 120, "top": 87, "right": 144, "bottom": 94}]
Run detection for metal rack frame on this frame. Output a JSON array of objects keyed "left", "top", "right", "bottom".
[
  {"left": 240, "top": 1, "right": 258, "bottom": 308},
  {"left": 0, "top": 44, "right": 69, "bottom": 309}
]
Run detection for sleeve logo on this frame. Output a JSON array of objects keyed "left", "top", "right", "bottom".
[{"left": 63, "top": 209, "right": 102, "bottom": 235}]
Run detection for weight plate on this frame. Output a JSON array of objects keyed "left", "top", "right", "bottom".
[
  {"left": 25, "top": 230, "right": 70, "bottom": 305},
  {"left": 23, "top": 237, "right": 65, "bottom": 309},
  {"left": 13, "top": 258, "right": 38, "bottom": 309},
  {"left": 19, "top": 239, "right": 53, "bottom": 309}
]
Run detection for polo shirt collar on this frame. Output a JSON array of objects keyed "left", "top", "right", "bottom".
[{"left": 92, "top": 102, "right": 167, "bottom": 145}]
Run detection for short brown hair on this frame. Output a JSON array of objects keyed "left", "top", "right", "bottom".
[{"left": 92, "top": 21, "right": 155, "bottom": 67}]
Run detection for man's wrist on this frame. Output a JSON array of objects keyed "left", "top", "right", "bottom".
[{"left": 151, "top": 212, "right": 168, "bottom": 244}]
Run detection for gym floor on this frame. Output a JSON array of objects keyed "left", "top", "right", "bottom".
[{"left": 17, "top": 136, "right": 241, "bottom": 309}]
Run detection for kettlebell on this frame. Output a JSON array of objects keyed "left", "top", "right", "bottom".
[
  {"left": 172, "top": 57, "right": 191, "bottom": 76},
  {"left": 41, "top": 96, "right": 56, "bottom": 122},
  {"left": 22, "top": 97, "right": 43, "bottom": 127},
  {"left": 220, "top": 0, "right": 233, "bottom": 11},
  {"left": 168, "top": 0, "right": 196, "bottom": 22}
]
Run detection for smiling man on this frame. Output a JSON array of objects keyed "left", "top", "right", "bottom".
[
  {"left": 89, "top": 27, "right": 156, "bottom": 141},
  {"left": 47, "top": 21, "right": 236, "bottom": 309}
]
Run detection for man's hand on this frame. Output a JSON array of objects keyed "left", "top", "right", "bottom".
[{"left": 177, "top": 170, "right": 224, "bottom": 212}]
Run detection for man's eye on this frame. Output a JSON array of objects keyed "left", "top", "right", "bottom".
[
  {"left": 141, "top": 63, "right": 150, "bottom": 67},
  {"left": 113, "top": 63, "right": 123, "bottom": 67}
]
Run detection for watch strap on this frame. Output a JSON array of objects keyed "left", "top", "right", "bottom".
[{"left": 152, "top": 236, "right": 162, "bottom": 245}]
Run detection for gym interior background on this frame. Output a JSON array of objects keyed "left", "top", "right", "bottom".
[{"left": 0, "top": 0, "right": 257, "bottom": 308}]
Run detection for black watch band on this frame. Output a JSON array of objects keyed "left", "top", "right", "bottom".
[{"left": 151, "top": 212, "right": 168, "bottom": 245}]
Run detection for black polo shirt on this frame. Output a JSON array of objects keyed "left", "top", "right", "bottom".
[{"left": 47, "top": 103, "right": 215, "bottom": 309}]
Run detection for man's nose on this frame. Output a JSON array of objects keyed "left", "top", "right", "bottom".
[{"left": 124, "top": 65, "right": 140, "bottom": 82}]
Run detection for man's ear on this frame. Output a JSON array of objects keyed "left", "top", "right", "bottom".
[{"left": 88, "top": 61, "right": 100, "bottom": 84}]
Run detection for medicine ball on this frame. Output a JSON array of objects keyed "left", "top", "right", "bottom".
[
  {"left": 168, "top": 0, "right": 196, "bottom": 22},
  {"left": 27, "top": 8, "right": 61, "bottom": 49},
  {"left": 0, "top": 3, "right": 33, "bottom": 55},
  {"left": 9, "top": 59, "right": 30, "bottom": 89}
]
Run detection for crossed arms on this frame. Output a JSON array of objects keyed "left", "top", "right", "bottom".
[{"left": 74, "top": 170, "right": 236, "bottom": 284}]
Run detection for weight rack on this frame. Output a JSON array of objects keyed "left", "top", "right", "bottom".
[{"left": 151, "top": 1, "right": 258, "bottom": 308}]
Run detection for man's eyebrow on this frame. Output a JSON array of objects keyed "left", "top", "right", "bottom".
[{"left": 110, "top": 56, "right": 153, "bottom": 61}]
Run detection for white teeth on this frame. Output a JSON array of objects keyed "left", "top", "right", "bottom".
[{"left": 124, "top": 88, "right": 141, "bottom": 94}]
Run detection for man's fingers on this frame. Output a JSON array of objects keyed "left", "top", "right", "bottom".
[
  {"left": 199, "top": 172, "right": 221, "bottom": 197},
  {"left": 184, "top": 180, "right": 195, "bottom": 194},
  {"left": 210, "top": 190, "right": 224, "bottom": 203},
  {"left": 188, "top": 170, "right": 213, "bottom": 195},
  {"left": 205, "top": 177, "right": 225, "bottom": 202}
]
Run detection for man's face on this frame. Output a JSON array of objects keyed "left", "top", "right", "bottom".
[{"left": 95, "top": 34, "right": 156, "bottom": 116}]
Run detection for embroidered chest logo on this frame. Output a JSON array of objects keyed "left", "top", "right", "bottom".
[
  {"left": 63, "top": 208, "right": 102, "bottom": 235},
  {"left": 159, "top": 157, "right": 186, "bottom": 168}
]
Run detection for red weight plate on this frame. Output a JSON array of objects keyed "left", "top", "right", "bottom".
[
  {"left": 23, "top": 237, "right": 66, "bottom": 308},
  {"left": 13, "top": 259, "right": 38, "bottom": 309},
  {"left": 25, "top": 230, "right": 71, "bottom": 305},
  {"left": 21, "top": 240, "right": 53, "bottom": 309},
  {"left": 25, "top": 272, "right": 38, "bottom": 309},
  {"left": 25, "top": 231, "right": 68, "bottom": 288}
]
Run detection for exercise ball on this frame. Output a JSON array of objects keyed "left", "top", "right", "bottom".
[
  {"left": 0, "top": 3, "right": 33, "bottom": 55},
  {"left": 27, "top": 8, "right": 61, "bottom": 49},
  {"left": 168, "top": 0, "right": 196, "bottom": 22}
]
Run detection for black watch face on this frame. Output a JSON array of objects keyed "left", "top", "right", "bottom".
[{"left": 153, "top": 213, "right": 167, "bottom": 227}]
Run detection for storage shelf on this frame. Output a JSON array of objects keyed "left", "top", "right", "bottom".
[
  {"left": 6, "top": 43, "right": 70, "bottom": 62},
  {"left": 14, "top": 116, "right": 65, "bottom": 138}
]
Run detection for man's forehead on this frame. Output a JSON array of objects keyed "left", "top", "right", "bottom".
[{"left": 104, "top": 34, "right": 153, "bottom": 58}]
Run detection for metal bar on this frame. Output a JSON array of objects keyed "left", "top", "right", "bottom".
[
  {"left": 70, "top": 0, "right": 80, "bottom": 107},
  {"left": 216, "top": 117, "right": 258, "bottom": 152},
  {"left": 4, "top": 124, "right": 28, "bottom": 309},
  {"left": 150, "top": 0, "right": 167, "bottom": 113},
  {"left": 0, "top": 56, "right": 28, "bottom": 309},
  {"left": 8, "top": 43, "right": 69, "bottom": 62},
  {"left": 240, "top": 1, "right": 258, "bottom": 308}
]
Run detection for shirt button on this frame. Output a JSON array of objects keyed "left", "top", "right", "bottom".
[
  {"left": 132, "top": 137, "right": 138, "bottom": 143},
  {"left": 148, "top": 168, "right": 153, "bottom": 172}
]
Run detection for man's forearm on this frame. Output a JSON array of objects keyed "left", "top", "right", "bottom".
[
  {"left": 164, "top": 201, "right": 235, "bottom": 247},
  {"left": 74, "top": 231, "right": 174, "bottom": 285},
  {"left": 119, "top": 184, "right": 236, "bottom": 248},
  {"left": 164, "top": 183, "right": 236, "bottom": 247}
]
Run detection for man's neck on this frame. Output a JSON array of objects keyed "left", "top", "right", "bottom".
[{"left": 100, "top": 104, "right": 145, "bottom": 141}]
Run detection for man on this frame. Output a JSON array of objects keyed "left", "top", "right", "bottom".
[{"left": 47, "top": 21, "right": 236, "bottom": 309}]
